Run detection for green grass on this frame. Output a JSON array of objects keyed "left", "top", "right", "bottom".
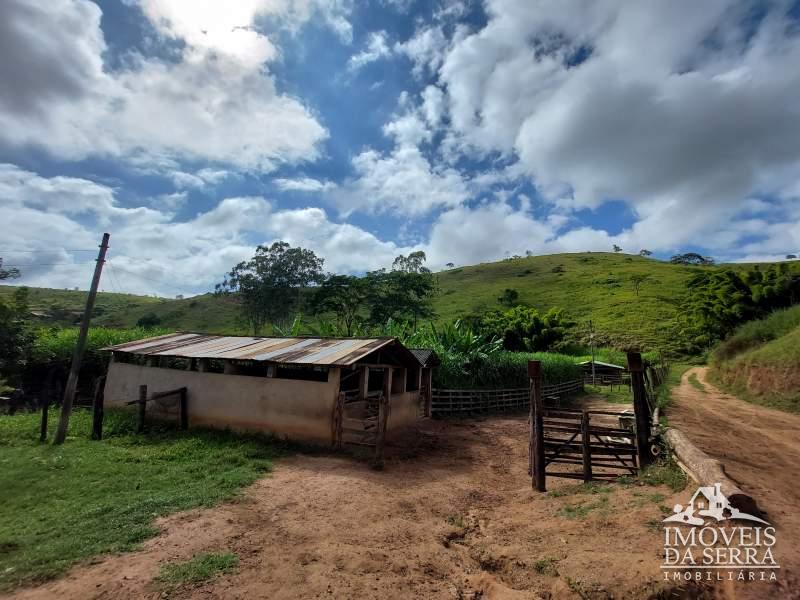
[
  {"left": 687, "top": 373, "right": 706, "bottom": 393},
  {"left": 638, "top": 458, "right": 688, "bottom": 492},
  {"left": 582, "top": 383, "right": 631, "bottom": 404},
  {"left": 556, "top": 496, "right": 610, "bottom": 519},
  {"left": 532, "top": 557, "right": 559, "bottom": 577},
  {"left": 655, "top": 363, "right": 693, "bottom": 411},
  {"left": 155, "top": 552, "right": 238, "bottom": 590},
  {"left": 709, "top": 306, "right": 800, "bottom": 413},
  {"left": 0, "top": 409, "right": 289, "bottom": 591}
]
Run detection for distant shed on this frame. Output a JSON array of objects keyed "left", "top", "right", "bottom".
[
  {"left": 579, "top": 360, "right": 627, "bottom": 385},
  {"left": 103, "top": 333, "right": 435, "bottom": 446}
]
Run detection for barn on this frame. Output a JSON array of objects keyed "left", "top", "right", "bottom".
[
  {"left": 103, "top": 333, "right": 432, "bottom": 447},
  {"left": 579, "top": 360, "right": 627, "bottom": 386}
]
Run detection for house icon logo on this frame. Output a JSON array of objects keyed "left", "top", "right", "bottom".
[{"left": 663, "top": 483, "right": 769, "bottom": 527}]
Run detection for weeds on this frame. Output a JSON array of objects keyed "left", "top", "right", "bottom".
[
  {"left": 532, "top": 557, "right": 559, "bottom": 577},
  {"left": 557, "top": 496, "right": 610, "bottom": 520},
  {"left": 639, "top": 458, "right": 688, "bottom": 492},
  {"left": 687, "top": 373, "right": 705, "bottom": 393}
]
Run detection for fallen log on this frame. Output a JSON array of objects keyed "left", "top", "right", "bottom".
[{"left": 664, "top": 428, "right": 763, "bottom": 518}]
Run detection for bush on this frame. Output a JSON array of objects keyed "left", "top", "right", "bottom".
[
  {"left": 136, "top": 312, "right": 162, "bottom": 328},
  {"left": 712, "top": 305, "right": 800, "bottom": 363}
]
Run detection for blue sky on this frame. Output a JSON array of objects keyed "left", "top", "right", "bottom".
[{"left": 0, "top": 0, "right": 799, "bottom": 296}]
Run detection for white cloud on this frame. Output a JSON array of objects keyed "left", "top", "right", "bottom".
[
  {"left": 348, "top": 31, "right": 391, "bottom": 71},
  {"left": 0, "top": 164, "right": 409, "bottom": 295},
  {"left": 334, "top": 146, "right": 468, "bottom": 215},
  {"left": 395, "top": 25, "right": 448, "bottom": 78},
  {"left": 274, "top": 177, "right": 337, "bottom": 192},
  {"left": 0, "top": 0, "right": 334, "bottom": 170}
]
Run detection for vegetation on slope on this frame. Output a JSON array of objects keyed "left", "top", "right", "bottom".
[{"left": 709, "top": 305, "right": 800, "bottom": 413}]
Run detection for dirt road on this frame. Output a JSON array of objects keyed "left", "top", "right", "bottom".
[
  {"left": 669, "top": 367, "right": 800, "bottom": 598},
  {"left": 5, "top": 414, "right": 685, "bottom": 600}
]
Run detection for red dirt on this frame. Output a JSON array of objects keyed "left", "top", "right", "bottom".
[
  {"left": 4, "top": 412, "right": 687, "bottom": 600},
  {"left": 5, "top": 373, "right": 798, "bottom": 600},
  {"left": 669, "top": 367, "right": 800, "bottom": 599}
]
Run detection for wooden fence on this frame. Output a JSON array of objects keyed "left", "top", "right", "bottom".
[{"left": 431, "top": 378, "right": 584, "bottom": 415}]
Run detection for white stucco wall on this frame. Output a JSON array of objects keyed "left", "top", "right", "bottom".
[{"left": 104, "top": 362, "right": 340, "bottom": 444}]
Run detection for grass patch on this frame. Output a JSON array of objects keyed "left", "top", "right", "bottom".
[
  {"left": 0, "top": 409, "right": 289, "bottom": 591},
  {"left": 687, "top": 372, "right": 706, "bottom": 393},
  {"left": 556, "top": 496, "right": 610, "bottom": 520},
  {"left": 639, "top": 458, "right": 688, "bottom": 492},
  {"left": 655, "top": 363, "right": 693, "bottom": 411},
  {"left": 582, "top": 383, "right": 631, "bottom": 404},
  {"left": 532, "top": 557, "right": 559, "bottom": 577},
  {"left": 155, "top": 552, "right": 238, "bottom": 590}
]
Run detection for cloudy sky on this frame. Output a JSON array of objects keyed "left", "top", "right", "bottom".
[{"left": 1, "top": 0, "right": 799, "bottom": 296}]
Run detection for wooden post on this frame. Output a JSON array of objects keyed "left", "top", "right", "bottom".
[
  {"left": 627, "top": 352, "right": 652, "bottom": 468},
  {"left": 425, "top": 368, "right": 433, "bottom": 417},
  {"left": 197, "top": 358, "right": 209, "bottom": 373},
  {"left": 53, "top": 232, "right": 110, "bottom": 445},
  {"left": 179, "top": 387, "right": 188, "bottom": 430},
  {"left": 39, "top": 396, "right": 49, "bottom": 443},
  {"left": 581, "top": 410, "right": 592, "bottom": 483},
  {"left": 137, "top": 384, "right": 147, "bottom": 433},
  {"left": 359, "top": 366, "right": 369, "bottom": 401},
  {"left": 91, "top": 376, "right": 106, "bottom": 440},
  {"left": 374, "top": 367, "right": 392, "bottom": 469},
  {"left": 528, "top": 361, "right": 545, "bottom": 492}
]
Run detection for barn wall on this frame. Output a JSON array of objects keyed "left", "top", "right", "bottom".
[
  {"left": 388, "top": 390, "right": 420, "bottom": 435},
  {"left": 104, "top": 362, "right": 340, "bottom": 444}
]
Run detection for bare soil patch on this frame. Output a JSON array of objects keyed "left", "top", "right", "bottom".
[{"left": 2, "top": 392, "right": 761, "bottom": 600}]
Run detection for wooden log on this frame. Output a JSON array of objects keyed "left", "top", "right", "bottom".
[
  {"left": 581, "top": 411, "right": 592, "bottom": 483},
  {"left": 664, "top": 428, "right": 762, "bottom": 517},
  {"left": 91, "top": 376, "right": 106, "bottom": 440},
  {"left": 137, "top": 385, "right": 147, "bottom": 433}
]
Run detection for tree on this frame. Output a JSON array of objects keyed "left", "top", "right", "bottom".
[
  {"left": 0, "top": 287, "right": 33, "bottom": 386},
  {"left": 476, "top": 306, "right": 574, "bottom": 352},
  {"left": 446, "top": 262, "right": 455, "bottom": 268},
  {"left": 392, "top": 251, "right": 430, "bottom": 274},
  {"left": 630, "top": 273, "right": 651, "bottom": 297},
  {"left": 312, "top": 275, "right": 368, "bottom": 336},
  {"left": 639, "top": 249, "right": 653, "bottom": 257},
  {"left": 670, "top": 253, "right": 715, "bottom": 266},
  {"left": 0, "top": 258, "right": 20, "bottom": 281},
  {"left": 787, "top": 254, "right": 798, "bottom": 260},
  {"left": 498, "top": 288, "right": 519, "bottom": 307},
  {"left": 136, "top": 312, "right": 162, "bottom": 328},
  {"left": 216, "top": 242, "right": 324, "bottom": 334},
  {"left": 612, "top": 244, "right": 623, "bottom": 253}
]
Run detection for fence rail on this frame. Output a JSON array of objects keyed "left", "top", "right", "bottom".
[{"left": 431, "top": 378, "right": 583, "bottom": 415}]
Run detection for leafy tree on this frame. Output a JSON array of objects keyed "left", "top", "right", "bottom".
[
  {"left": 474, "top": 306, "right": 573, "bottom": 352},
  {"left": 392, "top": 251, "right": 430, "bottom": 274},
  {"left": 216, "top": 242, "right": 324, "bottom": 334},
  {"left": 446, "top": 262, "right": 455, "bottom": 268},
  {"left": 0, "top": 258, "right": 20, "bottom": 281},
  {"left": 312, "top": 275, "right": 368, "bottom": 336},
  {"left": 612, "top": 244, "right": 623, "bottom": 253},
  {"left": 0, "top": 287, "right": 33, "bottom": 385},
  {"left": 630, "top": 273, "right": 651, "bottom": 297},
  {"left": 639, "top": 249, "right": 652, "bottom": 257},
  {"left": 498, "top": 288, "right": 519, "bottom": 307},
  {"left": 136, "top": 312, "right": 162, "bottom": 328},
  {"left": 788, "top": 254, "right": 798, "bottom": 260},
  {"left": 670, "top": 252, "right": 715, "bottom": 266}
]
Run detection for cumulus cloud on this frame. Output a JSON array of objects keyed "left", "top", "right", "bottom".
[
  {"left": 0, "top": 0, "right": 335, "bottom": 170},
  {"left": 348, "top": 31, "right": 392, "bottom": 71},
  {"left": 0, "top": 164, "right": 408, "bottom": 295},
  {"left": 274, "top": 177, "right": 337, "bottom": 192}
]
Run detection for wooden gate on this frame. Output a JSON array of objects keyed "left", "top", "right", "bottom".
[
  {"left": 541, "top": 407, "right": 638, "bottom": 482},
  {"left": 529, "top": 352, "right": 653, "bottom": 491}
]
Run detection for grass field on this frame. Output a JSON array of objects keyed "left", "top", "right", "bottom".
[
  {"left": 4, "top": 252, "right": 797, "bottom": 351},
  {"left": 0, "top": 409, "right": 289, "bottom": 591},
  {"left": 709, "top": 305, "right": 800, "bottom": 413}
]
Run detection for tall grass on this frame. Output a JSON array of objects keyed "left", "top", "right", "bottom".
[
  {"left": 30, "top": 326, "right": 170, "bottom": 364},
  {"left": 712, "top": 304, "right": 800, "bottom": 362}
]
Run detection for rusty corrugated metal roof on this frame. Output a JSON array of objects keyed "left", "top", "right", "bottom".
[{"left": 103, "top": 333, "right": 401, "bottom": 366}]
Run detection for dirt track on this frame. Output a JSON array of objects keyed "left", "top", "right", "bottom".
[
  {"left": 5, "top": 412, "right": 687, "bottom": 600},
  {"left": 669, "top": 367, "right": 800, "bottom": 599}
]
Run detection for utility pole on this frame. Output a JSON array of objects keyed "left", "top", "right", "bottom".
[
  {"left": 588, "top": 320, "right": 596, "bottom": 386},
  {"left": 53, "top": 233, "right": 110, "bottom": 445}
]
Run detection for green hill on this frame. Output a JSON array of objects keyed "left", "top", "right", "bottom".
[
  {"left": 708, "top": 305, "right": 800, "bottom": 413},
  {"left": 4, "top": 252, "right": 797, "bottom": 351}
]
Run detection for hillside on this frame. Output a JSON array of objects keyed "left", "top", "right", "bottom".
[
  {"left": 708, "top": 305, "right": 800, "bottom": 413},
  {"left": 4, "top": 252, "right": 797, "bottom": 350}
]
